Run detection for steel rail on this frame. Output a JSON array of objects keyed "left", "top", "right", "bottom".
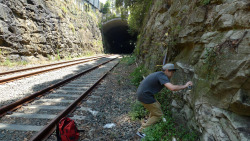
[
  {"left": 0, "top": 55, "right": 106, "bottom": 76},
  {"left": 0, "top": 56, "right": 107, "bottom": 84},
  {"left": 30, "top": 58, "right": 119, "bottom": 141},
  {"left": 0, "top": 57, "right": 116, "bottom": 117}
]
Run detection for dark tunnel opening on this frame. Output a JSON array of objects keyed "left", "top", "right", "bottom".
[{"left": 102, "top": 19, "right": 137, "bottom": 54}]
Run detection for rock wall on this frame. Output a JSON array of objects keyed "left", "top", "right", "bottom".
[
  {"left": 0, "top": 0, "right": 103, "bottom": 62},
  {"left": 135, "top": 0, "right": 250, "bottom": 140}
]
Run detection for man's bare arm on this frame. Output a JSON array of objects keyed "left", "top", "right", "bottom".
[{"left": 164, "top": 81, "right": 193, "bottom": 91}]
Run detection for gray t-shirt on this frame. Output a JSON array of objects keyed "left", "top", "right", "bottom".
[{"left": 136, "top": 71, "right": 170, "bottom": 104}]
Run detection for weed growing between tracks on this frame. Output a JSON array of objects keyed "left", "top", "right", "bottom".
[{"left": 128, "top": 57, "right": 199, "bottom": 140}]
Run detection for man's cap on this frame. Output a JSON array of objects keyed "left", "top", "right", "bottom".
[{"left": 162, "top": 63, "right": 178, "bottom": 71}]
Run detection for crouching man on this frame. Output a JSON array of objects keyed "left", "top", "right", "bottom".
[{"left": 136, "top": 63, "right": 193, "bottom": 138}]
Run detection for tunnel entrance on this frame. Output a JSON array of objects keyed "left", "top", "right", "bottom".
[{"left": 102, "top": 18, "right": 137, "bottom": 54}]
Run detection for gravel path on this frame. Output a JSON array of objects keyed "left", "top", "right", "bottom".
[{"left": 75, "top": 60, "right": 141, "bottom": 140}]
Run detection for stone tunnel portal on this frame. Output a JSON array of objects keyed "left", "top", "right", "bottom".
[{"left": 102, "top": 18, "right": 137, "bottom": 54}]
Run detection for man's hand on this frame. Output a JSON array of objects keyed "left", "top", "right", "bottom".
[{"left": 185, "top": 81, "right": 193, "bottom": 88}]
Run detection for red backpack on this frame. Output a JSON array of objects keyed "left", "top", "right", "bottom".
[{"left": 56, "top": 117, "right": 83, "bottom": 141}]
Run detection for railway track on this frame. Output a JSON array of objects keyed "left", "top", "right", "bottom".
[
  {"left": 0, "top": 55, "right": 107, "bottom": 76},
  {"left": 0, "top": 55, "right": 120, "bottom": 140},
  {"left": 0, "top": 54, "right": 108, "bottom": 84}
]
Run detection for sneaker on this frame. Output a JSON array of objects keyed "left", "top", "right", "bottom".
[{"left": 136, "top": 131, "right": 146, "bottom": 138}]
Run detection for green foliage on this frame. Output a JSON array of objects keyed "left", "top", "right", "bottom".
[
  {"left": 69, "top": 23, "right": 75, "bottom": 33},
  {"left": 58, "top": 13, "right": 64, "bottom": 19},
  {"left": 102, "top": 0, "right": 111, "bottom": 14},
  {"left": 1, "top": 58, "right": 12, "bottom": 66},
  {"left": 0, "top": 58, "right": 28, "bottom": 67},
  {"left": 133, "top": 34, "right": 141, "bottom": 56},
  {"left": 143, "top": 116, "right": 176, "bottom": 141},
  {"left": 120, "top": 55, "right": 135, "bottom": 65},
  {"left": 204, "top": 47, "right": 217, "bottom": 67},
  {"left": 93, "top": 40, "right": 103, "bottom": 48},
  {"left": 120, "top": 7, "right": 129, "bottom": 20},
  {"left": 88, "top": 9, "right": 98, "bottom": 24},
  {"left": 128, "top": 0, "right": 153, "bottom": 34},
  {"left": 61, "top": 6, "right": 68, "bottom": 13},
  {"left": 129, "top": 101, "right": 149, "bottom": 120},
  {"left": 107, "top": 13, "right": 117, "bottom": 20},
  {"left": 47, "top": 54, "right": 52, "bottom": 61},
  {"left": 175, "top": 126, "right": 199, "bottom": 141},
  {"left": 143, "top": 116, "right": 198, "bottom": 141},
  {"left": 0, "top": 48, "right": 9, "bottom": 55},
  {"left": 83, "top": 51, "right": 95, "bottom": 56},
  {"left": 170, "top": 25, "right": 182, "bottom": 36},
  {"left": 203, "top": 47, "right": 217, "bottom": 79},
  {"left": 98, "top": 22, "right": 102, "bottom": 29},
  {"left": 18, "top": 61, "right": 28, "bottom": 65},
  {"left": 56, "top": 50, "right": 61, "bottom": 61},
  {"left": 115, "top": 0, "right": 153, "bottom": 34},
  {"left": 200, "top": 0, "right": 210, "bottom": 5},
  {"left": 130, "top": 65, "right": 147, "bottom": 87},
  {"left": 155, "top": 89, "right": 172, "bottom": 113},
  {"left": 134, "top": 46, "right": 140, "bottom": 56},
  {"left": 65, "top": 55, "right": 72, "bottom": 60}
]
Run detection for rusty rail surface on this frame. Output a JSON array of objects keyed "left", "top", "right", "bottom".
[
  {"left": 0, "top": 57, "right": 117, "bottom": 117},
  {"left": 0, "top": 55, "right": 106, "bottom": 76},
  {"left": 30, "top": 59, "right": 119, "bottom": 141},
  {"left": 0, "top": 55, "right": 108, "bottom": 84}
]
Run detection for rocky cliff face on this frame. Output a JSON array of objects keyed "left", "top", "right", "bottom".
[
  {"left": 0, "top": 0, "right": 103, "bottom": 62},
  {"left": 136, "top": 0, "right": 250, "bottom": 140}
]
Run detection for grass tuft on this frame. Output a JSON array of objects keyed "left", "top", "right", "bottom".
[
  {"left": 129, "top": 101, "right": 149, "bottom": 120},
  {"left": 120, "top": 55, "right": 136, "bottom": 65}
]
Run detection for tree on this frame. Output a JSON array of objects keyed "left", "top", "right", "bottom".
[
  {"left": 115, "top": 0, "right": 153, "bottom": 34},
  {"left": 102, "top": 0, "right": 111, "bottom": 14}
]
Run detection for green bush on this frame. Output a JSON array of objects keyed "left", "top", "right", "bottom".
[
  {"left": 155, "top": 89, "right": 173, "bottom": 113},
  {"left": 120, "top": 55, "right": 135, "bottom": 65},
  {"left": 2, "top": 58, "right": 12, "bottom": 66},
  {"left": 127, "top": 0, "right": 152, "bottom": 34},
  {"left": 130, "top": 65, "right": 147, "bottom": 87},
  {"left": 143, "top": 116, "right": 176, "bottom": 141},
  {"left": 115, "top": 0, "right": 153, "bottom": 34},
  {"left": 102, "top": 0, "right": 111, "bottom": 14},
  {"left": 175, "top": 126, "right": 199, "bottom": 141},
  {"left": 129, "top": 101, "right": 148, "bottom": 120},
  {"left": 142, "top": 118, "right": 198, "bottom": 141}
]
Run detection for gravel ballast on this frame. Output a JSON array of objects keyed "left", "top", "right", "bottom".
[
  {"left": 76, "top": 61, "right": 141, "bottom": 140},
  {"left": 46, "top": 60, "right": 141, "bottom": 140}
]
